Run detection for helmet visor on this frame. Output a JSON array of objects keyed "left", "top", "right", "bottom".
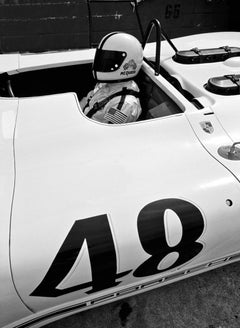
[{"left": 93, "top": 49, "right": 127, "bottom": 72}]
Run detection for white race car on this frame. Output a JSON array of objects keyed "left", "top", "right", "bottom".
[{"left": 1, "top": 19, "right": 240, "bottom": 327}]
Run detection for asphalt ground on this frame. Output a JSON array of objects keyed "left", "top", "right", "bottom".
[{"left": 45, "top": 261, "right": 240, "bottom": 328}]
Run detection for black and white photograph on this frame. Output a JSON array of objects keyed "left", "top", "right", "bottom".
[{"left": 1, "top": 1, "right": 240, "bottom": 327}]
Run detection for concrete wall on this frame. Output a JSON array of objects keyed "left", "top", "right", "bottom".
[
  {"left": 0, "top": 0, "right": 238, "bottom": 53},
  {"left": 0, "top": 0, "right": 89, "bottom": 52}
]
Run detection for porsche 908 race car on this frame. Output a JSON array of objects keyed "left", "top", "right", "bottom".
[{"left": 1, "top": 19, "right": 240, "bottom": 327}]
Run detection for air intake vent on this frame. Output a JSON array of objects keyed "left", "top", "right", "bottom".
[
  {"left": 173, "top": 46, "right": 240, "bottom": 64},
  {"left": 205, "top": 74, "right": 240, "bottom": 95}
]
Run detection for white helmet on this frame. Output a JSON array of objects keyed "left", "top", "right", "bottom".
[{"left": 92, "top": 32, "right": 143, "bottom": 82}]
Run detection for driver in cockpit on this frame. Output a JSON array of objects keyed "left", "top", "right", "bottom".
[{"left": 80, "top": 32, "right": 143, "bottom": 124}]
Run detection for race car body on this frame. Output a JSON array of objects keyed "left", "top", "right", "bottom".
[{"left": 1, "top": 26, "right": 240, "bottom": 327}]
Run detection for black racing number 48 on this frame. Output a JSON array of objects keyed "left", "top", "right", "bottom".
[{"left": 31, "top": 198, "right": 205, "bottom": 298}]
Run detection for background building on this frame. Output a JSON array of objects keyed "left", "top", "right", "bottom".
[{"left": 0, "top": 0, "right": 239, "bottom": 53}]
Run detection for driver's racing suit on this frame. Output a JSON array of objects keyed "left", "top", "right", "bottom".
[{"left": 80, "top": 80, "right": 142, "bottom": 124}]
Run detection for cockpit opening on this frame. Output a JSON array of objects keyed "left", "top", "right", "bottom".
[{"left": 0, "top": 62, "right": 183, "bottom": 121}]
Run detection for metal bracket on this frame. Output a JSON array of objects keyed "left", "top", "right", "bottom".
[{"left": 218, "top": 142, "right": 240, "bottom": 160}]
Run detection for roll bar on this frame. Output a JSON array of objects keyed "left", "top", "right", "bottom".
[
  {"left": 142, "top": 18, "right": 178, "bottom": 75},
  {"left": 142, "top": 19, "right": 161, "bottom": 76}
]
